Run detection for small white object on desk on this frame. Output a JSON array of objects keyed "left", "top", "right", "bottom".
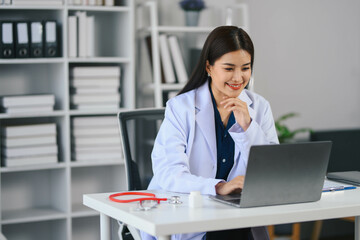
[{"left": 189, "top": 191, "right": 203, "bottom": 208}]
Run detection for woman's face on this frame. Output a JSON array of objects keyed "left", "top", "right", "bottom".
[{"left": 207, "top": 49, "right": 252, "bottom": 104}]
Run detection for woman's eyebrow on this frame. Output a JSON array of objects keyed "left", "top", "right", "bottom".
[{"left": 222, "top": 62, "right": 251, "bottom": 67}]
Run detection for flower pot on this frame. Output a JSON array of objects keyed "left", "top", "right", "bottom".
[{"left": 185, "top": 11, "right": 200, "bottom": 26}]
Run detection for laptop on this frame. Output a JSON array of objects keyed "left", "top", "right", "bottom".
[{"left": 209, "top": 141, "right": 332, "bottom": 208}]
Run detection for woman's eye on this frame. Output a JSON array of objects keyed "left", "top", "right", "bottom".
[
  {"left": 225, "top": 68, "right": 233, "bottom": 71},
  {"left": 242, "top": 67, "right": 250, "bottom": 71}
]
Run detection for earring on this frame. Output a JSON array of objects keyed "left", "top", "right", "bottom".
[{"left": 207, "top": 72, "right": 210, "bottom": 77}]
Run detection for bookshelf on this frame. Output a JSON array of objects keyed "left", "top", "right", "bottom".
[
  {"left": 0, "top": 1, "right": 134, "bottom": 239},
  {"left": 136, "top": 1, "right": 250, "bottom": 107}
]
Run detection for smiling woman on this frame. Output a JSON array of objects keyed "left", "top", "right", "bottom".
[{"left": 141, "top": 26, "right": 279, "bottom": 240}]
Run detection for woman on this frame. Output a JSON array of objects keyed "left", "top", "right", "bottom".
[{"left": 143, "top": 26, "right": 279, "bottom": 240}]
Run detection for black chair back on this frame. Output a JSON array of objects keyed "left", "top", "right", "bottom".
[{"left": 118, "top": 108, "right": 165, "bottom": 190}]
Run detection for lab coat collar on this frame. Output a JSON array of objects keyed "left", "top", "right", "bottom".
[{"left": 195, "top": 82, "right": 255, "bottom": 166}]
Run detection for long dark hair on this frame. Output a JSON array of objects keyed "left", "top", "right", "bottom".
[{"left": 178, "top": 26, "right": 254, "bottom": 95}]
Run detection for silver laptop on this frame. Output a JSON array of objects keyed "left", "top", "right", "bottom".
[{"left": 209, "top": 141, "right": 332, "bottom": 208}]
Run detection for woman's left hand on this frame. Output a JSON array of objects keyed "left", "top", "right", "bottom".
[{"left": 221, "top": 97, "right": 251, "bottom": 131}]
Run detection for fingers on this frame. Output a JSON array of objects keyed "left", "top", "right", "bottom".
[{"left": 215, "top": 176, "right": 245, "bottom": 195}]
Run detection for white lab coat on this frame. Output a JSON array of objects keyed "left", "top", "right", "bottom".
[{"left": 141, "top": 81, "right": 279, "bottom": 240}]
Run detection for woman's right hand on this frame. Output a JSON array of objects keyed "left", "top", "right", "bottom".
[{"left": 215, "top": 176, "right": 245, "bottom": 195}]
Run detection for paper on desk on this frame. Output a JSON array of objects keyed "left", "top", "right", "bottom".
[{"left": 323, "top": 179, "right": 356, "bottom": 192}]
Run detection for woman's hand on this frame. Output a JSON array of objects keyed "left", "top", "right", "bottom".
[
  {"left": 215, "top": 176, "right": 245, "bottom": 195},
  {"left": 221, "top": 97, "right": 251, "bottom": 131}
]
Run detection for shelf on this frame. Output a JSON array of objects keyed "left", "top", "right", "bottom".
[
  {"left": 71, "top": 203, "right": 99, "bottom": 218},
  {"left": 1, "top": 207, "right": 67, "bottom": 224},
  {"left": 0, "top": 5, "right": 64, "bottom": 10},
  {"left": 0, "top": 162, "right": 66, "bottom": 173},
  {"left": 0, "top": 110, "right": 66, "bottom": 119},
  {"left": 67, "top": 5, "right": 130, "bottom": 12},
  {"left": 141, "top": 25, "right": 214, "bottom": 33},
  {"left": 0, "top": 58, "right": 65, "bottom": 65},
  {"left": 68, "top": 57, "right": 131, "bottom": 63}
]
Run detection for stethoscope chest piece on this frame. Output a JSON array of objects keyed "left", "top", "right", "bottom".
[{"left": 169, "top": 196, "right": 182, "bottom": 205}]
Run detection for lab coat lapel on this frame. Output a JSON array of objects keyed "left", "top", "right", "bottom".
[{"left": 195, "top": 83, "right": 217, "bottom": 163}]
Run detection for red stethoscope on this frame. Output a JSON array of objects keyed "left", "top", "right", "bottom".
[{"left": 109, "top": 192, "right": 168, "bottom": 203}]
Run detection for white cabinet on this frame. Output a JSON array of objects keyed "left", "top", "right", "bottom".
[
  {"left": 136, "top": 1, "right": 250, "bottom": 107},
  {"left": 0, "top": 1, "right": 134, "bottom": 239}
]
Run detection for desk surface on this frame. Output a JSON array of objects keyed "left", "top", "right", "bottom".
[{"left": 83, "top": 189, "right": 360, "bottom": 237}]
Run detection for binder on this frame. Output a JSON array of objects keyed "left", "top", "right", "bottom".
[
  {"left": 29, "top": 22, "right": 43, "bottom": 58},
  {"left": 0, "top": 22, "right": 15, "bottom": 58},
  {"left": 14, "top": 22, "right": 30, "bottom": 58},
  {"left": 44, "top": 21, "right": 58, "bottom": 57}
]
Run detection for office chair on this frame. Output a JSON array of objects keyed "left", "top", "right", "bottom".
[
  {"left": 268, "top": 223, "right": 300, "bottom": 240},
  {"left": 310, "top": 129, "right": 360, "bottom": 240},
  {"left": 117, "top": 108, "right": 165, "bottom": 240}
]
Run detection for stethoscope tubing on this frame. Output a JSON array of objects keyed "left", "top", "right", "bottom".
[{"left": 109, "top": 191, "right": 168, "bottom": 203}]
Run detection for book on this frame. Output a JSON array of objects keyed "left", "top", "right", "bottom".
[
  {"left": 2, "top": 123, "right": 56, "bottom": 137},
  {"left": 70, "top": 77, "right": 120, "bottom": 88},
  {"left": 2, "top": 144, "right": 58, "bottom": 158},
  {"left": 322, "top": 179, "right": 356, "bottom": 192},
  {"left": 71, "top": 93, "right": 120, "bottom": 104},
  {"left": 72, "top": 116, "right": 118, "bottom": 127},
  {"left": 0, "top": 94, "right": 55, "bottom": 107},
  {"left": 2, "top": 154, "right": 58, "bottom": 167},
  {"left": 73, "top": 136, "right": 121, "bottom": 146},
  {"left": 72, "top": 103, "right": 119, "bottom": 110},
  {"left": 74, "top": 145, "right": 122, "bottom": 153},
  {"left": 86, "top": 16, "right": 95, "bottom": 57},
  {"left": 2, "top": 105, "right": 54, "bottom": 114},
  {"left": 73, "top": 151, "right": 122, "bottom": 161},
  {"left": 2, "top": 134, "right": 57, "bottom": 147},
  {"left": 73, "top": 127, "right": 118, "bottom": 137},
  {"left": 145, "top": 35, "right": 166, "bottom": 83},
  {"left": 68, "top": 15, "right": 78, "bottom": 58},
  {"left": 76, "top": 11, "right": 87, "bottom": 58},
  {"left": 71, "top": 66, "right": 121, "bottom": 78},
  {"left": 168, "top": 35, "right": 188, "bottom": 83},
  {"left": 70, "top": 87, "right": 119, "bottom": 94},
  {"left": 159, "top": 34, "right": 176, "bottom": 83}
]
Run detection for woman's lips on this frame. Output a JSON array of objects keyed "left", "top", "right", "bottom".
[{"left": 226, "top": 83, "right": 242, "bottom": 90}]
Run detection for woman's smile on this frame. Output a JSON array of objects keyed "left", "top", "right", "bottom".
[{"left": 226, "top": 82, "right": 242, "bottom": 90}]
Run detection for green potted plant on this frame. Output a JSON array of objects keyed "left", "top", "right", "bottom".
[
  {"left": 275, "top": 112, "right": 312, "bottom": 143},
  {"left": 179, "top": 0, "right": 206, "bottom": 26}
]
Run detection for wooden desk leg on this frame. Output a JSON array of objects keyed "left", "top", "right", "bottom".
[
  {"left": 158, "top": 236, "right": 171, "bottom": 240},
  {"left": 311, "top": 220, "right": 323, "bottom": 240},
  {"left": 100, "top": 213, "right": 111, "bottom": 240},
  {"left": 355, "top": 216, "right": 360, "bottom": 240}
]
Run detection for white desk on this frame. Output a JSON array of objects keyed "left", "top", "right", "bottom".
[{"left": 83, "top": 189, "right": 360, "bottom": 240}]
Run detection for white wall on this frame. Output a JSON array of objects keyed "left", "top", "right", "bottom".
[
  {"left": 242, "top": 0, "right": 360, "bottom": 131},
  {"left": 144, "top": 0, "right": 360, "bottom": 131}
]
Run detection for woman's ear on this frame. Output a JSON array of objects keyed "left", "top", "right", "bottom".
[{"left": 205, "top": 60, "right": 211, "bottom": 75}]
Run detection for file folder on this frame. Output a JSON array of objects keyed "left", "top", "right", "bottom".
[
  {"left": 44, "top": 21, "right": 58, "bottom": 57},
  {"left": 15, "top": 22, "right": 30, "bottom": 58},
  {"left": 0, "top": 22, "right": 15, "bottom": 58},
  {"left": 30, "top": 22, "right": 43, "bottom": 58}
]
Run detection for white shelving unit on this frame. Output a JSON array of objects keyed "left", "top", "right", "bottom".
[
  {"left": 136, "top": 1, "right": 250, "bottom": 108},
  {"left": 0, "top": 1, "right": 134, "bottom": 239}
]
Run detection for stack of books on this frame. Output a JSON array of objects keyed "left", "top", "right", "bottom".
[
  {"left": 1, "top": 123, "right": 58, "bottom": 167},
  {"left": 0, "top": 94, "right": 55, "bottom": 114},
  {"left": 70, "top": 66, "right": 121, "bottom": 110},
  {"left": 71, "top": 116, "right": 123, "bottom": 162}
]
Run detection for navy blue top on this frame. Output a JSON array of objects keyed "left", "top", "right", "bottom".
[{"left": 209, "top": 85, "right": 236, "bottom": 180}]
